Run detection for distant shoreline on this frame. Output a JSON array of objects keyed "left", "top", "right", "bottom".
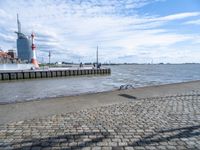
[
  {"left": 0, "top": 63, "right": 199, "bottom": 67},
  {"left": 103, "top": 63, "right": 200, "bottom": 65}
]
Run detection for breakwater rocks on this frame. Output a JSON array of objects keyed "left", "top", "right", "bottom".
[{"left": 0, "top": 68, "right": 111, "bottom": 81}]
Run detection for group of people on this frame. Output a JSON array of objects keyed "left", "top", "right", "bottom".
[{"left": 93, "top": 63, "right": 101, "bottom": 69}]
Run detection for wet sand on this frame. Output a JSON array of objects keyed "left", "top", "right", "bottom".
[{"left": 1, "top": 80, "right": 200, "bottom": 125}]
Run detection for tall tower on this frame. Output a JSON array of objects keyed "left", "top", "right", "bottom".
[
  {"left": 15, "top": 14, "right": 32, "bottom": 62},
  {"left": 17, "top": 14, "right": 21, "bottom": 35},
  {"left": 31, "top": 33, "right": 39, "bottom": 68}
]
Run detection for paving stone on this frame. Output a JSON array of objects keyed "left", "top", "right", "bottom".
[
  {"left": 31, "top": 146, "right": 41, "bottom": 150},
  {"left": 82, "top": 147, "right": 91, "bottom": 150},
  {"left": 91, "top": 147, "right": 101, "bottom": 150},
  {"left": 118, "top": 142, "right": 127, "bottom": 146},
  {"left": 102, "top": 147, "right": 112, "bottom": 150},
  {"left": 0, "top": 94, "right": 200, "bottom": 149},
  {"left": 124, "top": 147, "right": 134, "bottom": 150},
  {"left": 166, "top": 145, "right": 177, "bottom": 150},
  {"left": 112, "top": 147, "right": 124, "bottom": 150}
]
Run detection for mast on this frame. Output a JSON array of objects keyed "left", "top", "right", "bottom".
[
  {"left": 96, "top": 45, "right": 98, "bottom": 65},
  {"left": 48, "top": 50, "right": 51, "bottom": 64}
]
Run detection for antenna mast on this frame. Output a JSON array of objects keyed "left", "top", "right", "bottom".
[
  {"left": 96, "top": 45, "right": 98, "bottom": 65},
  {"left": 48, "top": 50, "right": 51, "bottom": 65}
]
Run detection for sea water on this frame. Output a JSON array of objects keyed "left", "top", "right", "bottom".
[{"left": 0, "top": 64, "right": 200, "bottom": 103}]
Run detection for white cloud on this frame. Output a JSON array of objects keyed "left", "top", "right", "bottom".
[
  {"left": 185, "top": 19, "right": 200, "bottom": 25},
  {"left": 156, "top": 12, "right": 200, "bottom": 21},
  {"left": 0, "top": 0, "right": 200, "bottom": 63}
]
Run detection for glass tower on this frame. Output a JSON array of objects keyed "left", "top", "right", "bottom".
[{"left": 15, "top": 14, "right": 32, "bottom": 62}]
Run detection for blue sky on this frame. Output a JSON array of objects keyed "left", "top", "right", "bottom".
[{"left": 0, "top": 0, "right": 200, "bottom": 63}]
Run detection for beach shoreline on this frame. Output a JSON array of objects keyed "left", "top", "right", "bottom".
[
  {"left": 1, "top": 80, "right": 200, "bottom": 125},
  {"left": 1, "top": 79, "right": 200, "bottom": 105}
]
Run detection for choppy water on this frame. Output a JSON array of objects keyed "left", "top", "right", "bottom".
[{"left": 0, "top": 64, "right": 200, "bottom": 103}]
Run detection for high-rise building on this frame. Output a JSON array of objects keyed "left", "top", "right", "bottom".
[{"left": 15, "top": 14, "right": 32, "bottom": 62}]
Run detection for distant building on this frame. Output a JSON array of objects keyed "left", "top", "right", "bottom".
[
  {"left": 17, "top": 37, "right": 32, "bottom": 62},
  {"left": 7, "top": 49, "right": 17, "bottom": 59},
  {"left": 0, "top": 50, "right": 18, "bottom": 64},
  {"left": 15, "top": 14, "right": 32, "bottom": 62},
  {"left": 0, "top": 50, "right": 10, "bottom": 58}
]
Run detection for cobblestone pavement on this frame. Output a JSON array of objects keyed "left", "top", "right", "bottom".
[{"left": 0, "top": 94, "right": 200, "bottom": 149}]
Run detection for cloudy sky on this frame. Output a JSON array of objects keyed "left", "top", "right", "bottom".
[{"left": 0, "top": 0, "right": 200, "bottom": 63}]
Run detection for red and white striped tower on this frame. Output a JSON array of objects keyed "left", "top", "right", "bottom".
[{"left": 31, "top": 32, "right": 39, "bottom": 69}]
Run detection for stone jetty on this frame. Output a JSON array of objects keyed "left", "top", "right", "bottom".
[{"left": 0, "top": 68, "right": 111, "bottom": 81}]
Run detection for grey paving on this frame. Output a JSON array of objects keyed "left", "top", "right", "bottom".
[{"left": 1, "top": 94, "right": 200, "bottom": 149}]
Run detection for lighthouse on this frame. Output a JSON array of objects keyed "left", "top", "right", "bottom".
[{"left": 31, "top": 33, "right": 39, "bottom": 69}]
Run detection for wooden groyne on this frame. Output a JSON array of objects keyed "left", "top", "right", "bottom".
[{"left": 0, "top": 68, "right": 111, "bottom": 81}]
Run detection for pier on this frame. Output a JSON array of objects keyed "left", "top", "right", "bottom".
[{"left": 0, "top": 68, "right": 111, "bottom": 81}]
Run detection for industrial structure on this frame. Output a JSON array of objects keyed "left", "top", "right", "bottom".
[{"left": 15, "top": 14, "right": 32, "bottom": 62}]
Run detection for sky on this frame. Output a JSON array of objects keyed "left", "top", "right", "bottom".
[{"left": 0, "top": 0, "right": 200, "bottom": 63}]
